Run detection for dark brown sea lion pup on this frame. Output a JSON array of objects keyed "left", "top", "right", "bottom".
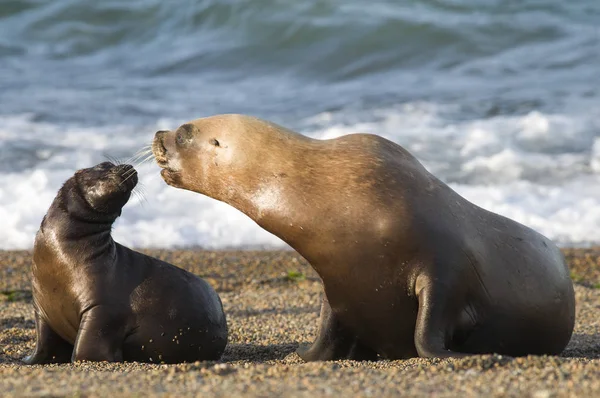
[
  {"left": 23, "top": 162, "right": 227, "bottom": 364},
  {"left": 152, "top": 114, "right": 575, "bottom": 361}
]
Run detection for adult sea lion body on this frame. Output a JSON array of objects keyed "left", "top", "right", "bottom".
[
  {"left": 24, "top": 162, "right": 227, "bottom": 364},
  {"left": 152, "top": 114, "right": 575, "bottom": 360}
]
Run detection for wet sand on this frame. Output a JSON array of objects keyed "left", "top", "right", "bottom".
[{"left": 1, "top": 248, "right": 599, "bottom": 397}]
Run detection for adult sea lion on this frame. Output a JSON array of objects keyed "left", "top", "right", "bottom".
[
  {"left": 24, "top": 162, "right": 227, "bottom": 364},
  {"left": 152, "top": 114, "right": 575, "bottom": 361}
]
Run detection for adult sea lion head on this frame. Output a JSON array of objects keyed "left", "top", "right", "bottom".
[
  {"left": 68, "top": 162, "right": 138, "bottom": 217},
  {"left": 152, "top": 114, "right": 299, "bottom": 205}
]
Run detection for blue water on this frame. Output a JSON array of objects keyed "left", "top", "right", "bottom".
[{"left": 0, "top": 0, "right": 599, "bottom": 249}]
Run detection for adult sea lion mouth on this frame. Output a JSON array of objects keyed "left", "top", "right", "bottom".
[
  {"left": 153, "top": 153, "right": 169, "bottom": 169},
  {"left": 160, "top": 168, "right": 180, "bottom": 187}
]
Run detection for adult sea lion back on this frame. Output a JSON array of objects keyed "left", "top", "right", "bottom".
[
  {"left": 24, "top": 162, "right": 228, "bottom": 364},
  {"left": 152, "top": 114, "right": 575, "bottom": 360}
]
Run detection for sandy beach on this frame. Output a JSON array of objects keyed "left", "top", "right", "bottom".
[{"left": 1, "top": 248, "right": 599, "bottom": 397}]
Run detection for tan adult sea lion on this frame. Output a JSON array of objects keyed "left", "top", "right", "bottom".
[
  {"left": 24, "top": 162, "right": 228, "bottom": 364},
  {"left": 152, "top": 114, "right": 575, "bottom": 361}
]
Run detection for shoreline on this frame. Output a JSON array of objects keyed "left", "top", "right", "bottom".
[{"left": 1, "top": 248, "right": 599, "bottom": 396}]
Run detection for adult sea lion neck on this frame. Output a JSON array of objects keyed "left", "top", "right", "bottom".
[
  {"left": 220, "top": 134, "right": 407, "bottom": 271},
  {"left": 210, "top": 132, "right": 317, "bottom": 222}
]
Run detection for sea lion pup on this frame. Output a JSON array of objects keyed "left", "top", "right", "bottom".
[
  {"left": 23, "top": 162, "right": 227, "bottom": 364},
  {"left": 152, "top": 114, "right": 575, "bottom": 361}
]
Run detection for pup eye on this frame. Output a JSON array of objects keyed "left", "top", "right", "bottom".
[
  {"left": 209, "top": 138, "right": 220, "bottom": 147},
  {"left": 176, "top": 133, "right": 185, "bottom": 145}
]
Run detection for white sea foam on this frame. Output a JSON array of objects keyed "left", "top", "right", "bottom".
[
  {"left": 305, "top": 102, "right": 600, "bottom": 246},
  {"left": 0, "top": 103, "right": 598, "bottom": 250}
]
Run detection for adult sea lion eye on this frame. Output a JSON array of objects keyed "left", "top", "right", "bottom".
[
  {"left": 209, "top": 138, "right": 220, "bottom": 147},
  {"left": 176, "top": 132, "right": 185, "bottom": 145}
]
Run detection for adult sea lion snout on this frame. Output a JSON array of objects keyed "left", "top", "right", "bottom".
[
  {"left": 152, "top": 129, "right": 188, "bottom": 188},
  {"left": 152, "top": 130, "right": 172, "bottom": 167}
]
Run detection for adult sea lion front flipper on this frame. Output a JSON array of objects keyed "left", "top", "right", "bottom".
[{"left": 296, "top": 295, "right": 378, "bottom": 361}]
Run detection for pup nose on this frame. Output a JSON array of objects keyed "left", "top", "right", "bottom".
[{"left": 117, "top": 164, "right": 134, "bottom": 173}]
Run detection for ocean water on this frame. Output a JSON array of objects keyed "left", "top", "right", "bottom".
[{"left": 0, "top": 0, "right": 599, "bottom": 249}]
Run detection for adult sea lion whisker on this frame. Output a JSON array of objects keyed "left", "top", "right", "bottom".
[
  {"left": 130, "top": 151, "right": 154, "bottom": 165},
  {"left": 124, "top": 149, "right": 153, "bottom": 165},
  {"left": 133, "top": 153, "right": 156, "bottom": 168}
]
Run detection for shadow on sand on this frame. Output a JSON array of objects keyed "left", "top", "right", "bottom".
[{"left": 561, "top": 333, "right": 600, "bottom": 359}]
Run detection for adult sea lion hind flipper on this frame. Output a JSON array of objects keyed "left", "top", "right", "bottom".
[
  {"left": 22, "top": 309, "right": 73, "bottom": 364},
  {"left": 296, "top": 295, "right": 378, "bottom": 362},
  {"left": 72, "top": 306, "right": 127, "bottom": 362}
]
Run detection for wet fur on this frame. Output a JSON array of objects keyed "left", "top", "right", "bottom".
[{"left": 25, "top": 163, "right": 228, "bottom": 364}]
